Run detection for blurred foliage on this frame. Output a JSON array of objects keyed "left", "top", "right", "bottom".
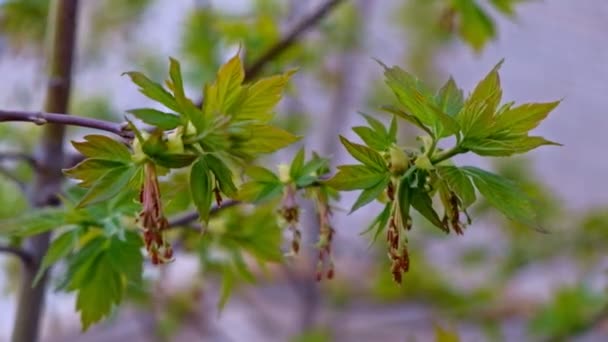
[
  {"left": 529, "top": 285, "right": 607, "bottom": 340},
  {"left": 0, "top": 0, "right": 48, "bottom": 51}
]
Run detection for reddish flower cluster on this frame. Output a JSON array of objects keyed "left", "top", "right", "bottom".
[
  {"left": 139, "top": 162, "right": 173, "bottom": 265},
  {"left": 280, "top": 184, "right": 301, "bottom": 255},
  {"left": 315, "top": 198, "right": 334, "bottom": 281}
]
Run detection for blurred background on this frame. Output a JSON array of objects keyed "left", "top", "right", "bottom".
[{"left": 0, "top": 0, "right": 608, "bottom": 341}]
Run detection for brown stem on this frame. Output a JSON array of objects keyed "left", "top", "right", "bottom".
[
  {"left": 0, "top": 245, "right": 35, "bottom": 269},
  {"left": 0, "top": 110, "right": 132, "bottom": 139},
  {"left": 244, "top": 0, "right": 346, "bottom": 82},
  {"left": 11, "top": 1, "right": 79, "bottom": 341},
  {"left": 167, "top": 200, "right": 240, "bottom": 229}
]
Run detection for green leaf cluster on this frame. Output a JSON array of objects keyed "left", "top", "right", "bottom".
[
  {"left": 197, "top": 204, "right": 283, "bottom": 309},
  {"left": 327, "top": 59, "right": 560, "bottom": 244}
]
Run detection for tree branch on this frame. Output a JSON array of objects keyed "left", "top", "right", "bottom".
[
  {"left": 0, "top": 245, "right": 35, "bottom": 269},
  {"left": 0, "top": 110, "right": 133, "bottom": 139},
  {"left": 12, "top": 1, "right": 80, "bottom": 341},
  {"left": 244, "top": 0, "right": 346, "bottom": 82},
  {"left": 168, "top": 200, "right": 241, "bottom": 229}
]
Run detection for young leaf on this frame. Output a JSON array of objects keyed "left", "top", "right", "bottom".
[
  {"left": 0, "top": 209, "right": 67, "bottom": 236},
  {"left": 126, "top": 108, "right": 181, "bottom": 130},
  {"left": 232, "top": 70, "right": 295, "bottom": 121},
  {"left": 324, "top": 165, "right": 387, "bottom": 191},
  {"left": 362, "top": 203, "right": 392, "bottom": 244},
  {"left": 381, "top": 105, "right": 433, "bottom": 136},
  {"left": 237, "top": 181, "right": 283, "bottom": 203},
  {"left": 204, "top": 154, "right": 237, "bottom": 197},
  {"left": 190, "top": 158, "right": 213, "bottom": 222},
  {"left": 454, "top": 0, "right": 496, "bottom": 51},
  {"left": 71, "top": 135, "right": 131, "bottom": 163},
  {"left": 216, "top": 53, "right": 245, "bottom": 113},
  {"left": 350, "top": 175, "right": 390, "bottom": 213},
  {"left": 245, "top": 165, "right": 280, "bottom": 183},
  {"left": 236, "top": 124, "right": 300, "bottom": 154},
  {"left": 77, "top": 166, "right": 137, "bottom": 208},
  {"left": 339, "top": 136, "right": 387, "bottom": 172},
  {"left": 395, "top": 175, "right": 411, "bottom": 229},
  {"left": 462, "top": 166, "right": 539, "bottom": 228},
  {"left": 290, "top": 148, "right": 306, "bottom": 181},
  {"left": 435, "top": 77, "right": 464, "bottom": 116},
  {"left": 122, "top": 71, "right": 180, "bottom": 112},
  {"left": 492, "top": 101, "right": 560, "bottom": 135},
  {"left": 436, "top": 166, "right": 476, "bottom": 208},
  {"left": 352, "top": 126, "right": 392, "bottom": 151},
  {"left": 295, "top": 156, "right": 330, "bottom": 188},
  {"left": 34, "top": 230, "right": 78, "bottom": 285},
  {"left": 64, "top": 159, "right": 126, "bottom": 188},
  {"left": 410, "top": 188, "right": 447, "bottom": 232},
  {"left": 68, "top": 234, "right": 143, "bottom": 331},
  {"left": 457, "top": 61, "right": 503, "bottom": 139},
  {"left": 462, "top": 136, "right": 561, "bottom": 157}
]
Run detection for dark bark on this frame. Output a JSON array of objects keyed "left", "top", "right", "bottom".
[{"left": 11, "top": 1, "right": 79, "bottom": 341}]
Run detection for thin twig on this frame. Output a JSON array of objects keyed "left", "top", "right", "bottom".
[
  {"left": 168, "top": 200, "right": 241, "bottom": 229},
  {"left": 0, "top": 110, "right": 133, "bottom": 139},
  {"left": 244, "top": 0, "right": 346, "bottom": 81},
  {"left": 0, "top": 245, "right": 35, "bottom": 268}
]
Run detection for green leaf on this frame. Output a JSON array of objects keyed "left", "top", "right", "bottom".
[
  {"left": 381, "top": 105, "right": 432, "bottom": 136},
  {"left": 216, "top": 53, "right": 245, "bottom": 113},
  {"left": 492, "top": 101, "right": 560, "bottom": 135},
  {"left": 68, "top": 234, "right": 143, "bottom": 331},
  {"left": 350, "top": 175, "right": 390, "bottom": 213},
  {"left": 435, "top": 77, "right": 464, "bottom": 116},
  {"left": 360, "top": 112, "right": 388, "bottom": 135},
  {"left": 411, "top": 187, "right": 447, "bottom": 232},
  {"left": 454, "top": 0, "right": 496, "bottom": 51},
  {"left": 122, "top": 71, "right": 180, "bottom": 112},
  {"left": 245, "top": 166, "right": 279, "bottom": 183},
  {"left": 462, "top": 136, "right": 561, "bottom": 156},
  {"left": 190, "top": 158, "right": 213, "bottom": 222},
  {"left": 237, "top": 181, "right": 283, "bottom": 203},
  {"left": 290, "top": 148, "right": 306, "bottom": 180},
  {"left": 126, "top": 108, "right": 181, "bottom": 130},
  {"left": 436, "top": 166, "right": 476, "bottom": 208},
  {"left": 237, "top": 124, "right": 300, "bottom": 154},
  {"left": 149, "top": 152, "right": 198, "bottom": 168},
  {"left": 395, "top": 175, "right": 411, "bottom": 229},
  {"left": 295, "top": 156, "right": 330, "bottom": 187},
  {"left": 462, "top": 166, "right": 539, "bottom": 228},
  {"left": 75, "top": 251, "right": 122, "bottom": 330},
  {"left": 34, "top": 230, "right": 78, "bottom": 285},
  {"left": 381, "top": 64, "right": 435, "bottom": 126},
  {"left": 339, "top": 136, "right": 387, "bottom": 172},
  {"left": 0, "top": 209, "right": 66, "bottom": 236},
  {"left": 204, "top": 154, "right": 237, "bottom": 197},
  {"left": 361, "top": 203, "right": 392, "bottom": 244},
  {"left": 470, "top": 60, "right": 503, "bottom": 109},
  {"left": 77, "top": 165, "right": 137, "bottom": 208},
  {"left": 64, "top": 159, "right": 126, "bottom": 188},
  {"left": 324, "top": 165, "right": 387, "bottom": 191},
  {"left": 142, "top": 130, "right": 197, "bottom": 168},
  {"left": 232, "top": 70, "right": 295, "bottom": 121},
  {"left": 168, "top": 57, "right": 185, "bottom": 101},
  {"left": 352, "top": 126, "right": 392, "bottom": 151},
  {"left": 71, "top": 135, "right": 131, "bottom": 163}
]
